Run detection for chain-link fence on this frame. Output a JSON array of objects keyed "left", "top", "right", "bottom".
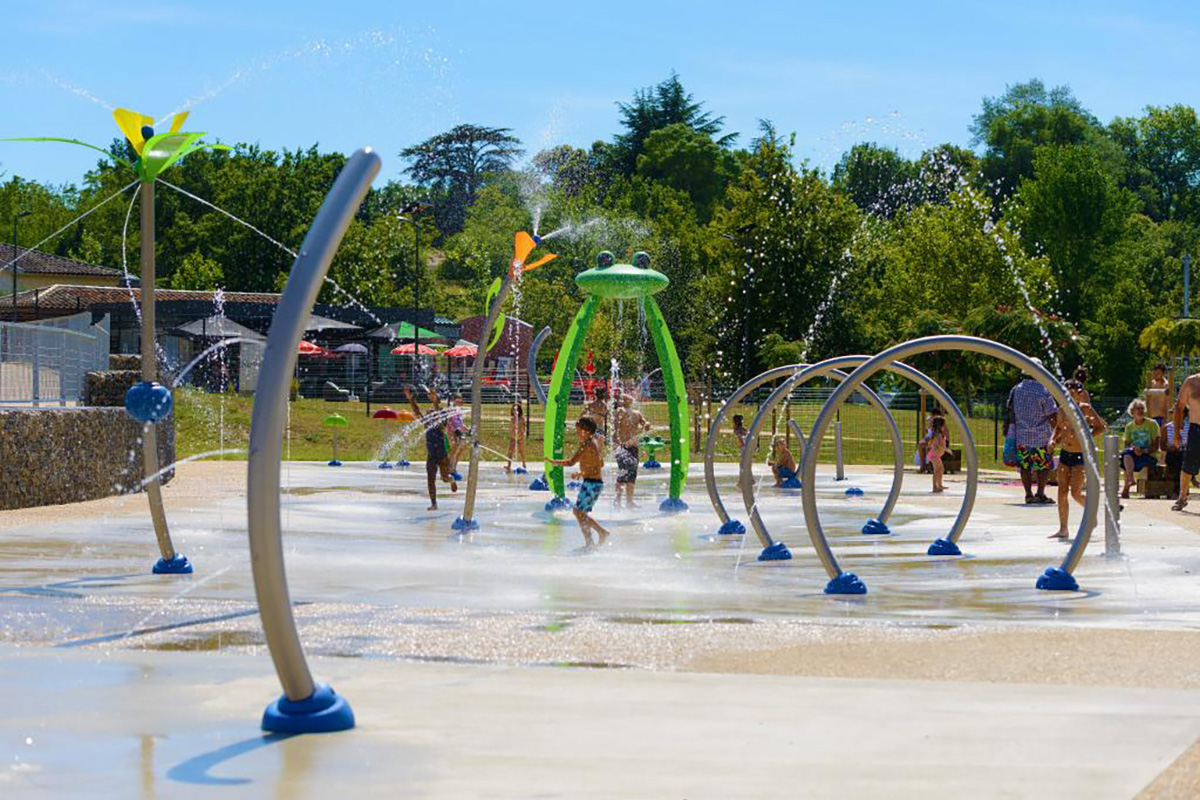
[{"left": 0, "top": 313, "right": 110, "bottom": 407}]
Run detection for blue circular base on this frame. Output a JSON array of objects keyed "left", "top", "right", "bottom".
[
  {"left": 152, "top": 554, "right": 193, "bottom": 575},
  {"left": 1036, "top": 566, "right": 1079, "bottom": 591},
  {"left": 327, "top": 460, "right": 342, "bottom": 467},
  {"left": 757, "top": 541, "right": 792, "bottom": 561},
  {"left": 545, "top": 496, "right": 572, "bottom": 512},
  {"left": 927, "top": 538, "right": 962, "bottom": 556},
  {"left": 125, "top": 381, "right": 173, "bottom": 424},
  {"left": 451, "top": 516, "right": 480, "bottom": 532},
  {"left": 861, "top": 518, "right": 891, "bottom": 535},
  {"left": 567, "top": 481, "right": 582, "bottom": 490},
  {"left": 824, "top": 572, "right": 868, "bottom": 594},
  {"left": 262, "top": 683, "right": 355, "bottom": 734},
  {"left": 844, "top": 487, "right": 864, "bottom": 497},
  {"left": 780, "top": 477, "right": 802, "bottom": 489},
  {"left": 529, "top": 477, "right": 550, "bottom": 491},
  {"left": 514, "top": 467, "right": 528, "bottom": 475},
  {"left": 643, "top": 460, "right": 662, "bottom": 469},
  {"left": 378, "top": 462, "right": 393, "bottom": 469},
  {"left": 717, "top": 519, "right": 746, "bottom": 536},
  {"left": 397, "top": 459, "right": 411, "bottom": 468},
  {"left": 659, "top": 497, "right": 689, "bottom": 513}
]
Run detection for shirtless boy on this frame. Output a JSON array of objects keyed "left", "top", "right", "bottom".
[
  {"left": 1146, "top": 362, "right": 1171, "bottom": 454},
  {"left": 1172, "top": 371, "right": 1200, "bottom": 511},
  {"left": 1048, "top": 379, "right": 1107, "bottom": 539},
  {"left": 405, "top": 385, "right": 457, "bottom": 511},
  {"left": 548, "top": 417, "right": 611, "bottom": 548},
  {"left": 614, "top": 393, "right": 652, "bottom": 507}
]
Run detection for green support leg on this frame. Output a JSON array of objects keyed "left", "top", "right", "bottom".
[
  {"left": 544, "top": 297, "right": 599, "bottom": 502},
  {"left": 645, "top": 297, "right": 689, "bottom": 511}
]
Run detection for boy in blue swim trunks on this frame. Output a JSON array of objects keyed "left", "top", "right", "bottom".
[{"left": 549, "top": 416, "right": 610, "bottom": 549}]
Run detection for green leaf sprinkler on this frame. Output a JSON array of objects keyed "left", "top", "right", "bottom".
[
  {"left": 544, "top": 251, "right": 690, "bottom": 513},
  {"left": 5, "top": 109, "right": 228, "bottom": 575}
]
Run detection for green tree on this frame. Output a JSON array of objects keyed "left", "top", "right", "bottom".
[
  {"left": 607, "top": 73, "right": 734, "bottom": 176},
  {"left": 168, "top": 251, "right": 223, "bottom": 290},
  {"left": 635, "top": 123, "right": 734, "bottom": 219},
  {"left": 1109, "top": 105, "right": 1200, "bottom": 221},
  {"left": 831, "top": 143, "right": 917, "bottom": 217}
]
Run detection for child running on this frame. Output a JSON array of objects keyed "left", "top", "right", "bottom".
[
  {"left": 927, "top": 415, "right": 948, "bottom": 493},
  {"left": 447, "top": 393, "right": 467, "bottom": 475},
  {"left": 405, "top": 385, "right": 457, "bottom": 511},
  {"left": 769, "top": 435, "right": 799, "bottom": 487},
  {"left": 505, "top": 402, "right": 527, "bottom": 474},
  {"left": 1048, "top": 379, "right": 1107, "bottom": 539},
  {"left": 548, "top": 417, "right": 610, "bottom": 549}
]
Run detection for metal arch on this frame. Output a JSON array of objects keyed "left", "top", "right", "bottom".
[
  {"left": 246, "top": 148, "right": 381, "bottom": 702},
  {"left": 734, "top": 357, "right": 979, "bottom": 556},
  {"left": 799, "top": 336, "right": 1097, "bottom": 582},
  {"left": 528, "top": 325, "right": 552, "bottom": 405},
  {"left": 737, "top": 358, "right": 903, "bottom": 549},
  {"left": 704, "top": 363, "right": 894, "bottom": 528}
]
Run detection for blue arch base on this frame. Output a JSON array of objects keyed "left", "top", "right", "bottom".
[
  {"left": 451, "top": 471, "right": 464, "bottom": 481},
  {"left": 451, "top": 516, "right": 479, "bottom": 532},
  {"left": 529, "top": 476, "right": 549, "bottom": 491},
  {"left": 545, "top": 496, "right": 572, "bottom": 513},
  {"left": 327, "top": 460, "right": 342, "bottom": 467},
  {"left": 262, "top": 683, "right": 355, "bottom": 734},
  {"left": 780, "top": 477, "right": 802, "bottom": 489},
  {"left": 717, "top": 519, "right": 746, "bottom": 536},
  {"left": 378, "top": 462, "right": 393, "bottom": 470},
  {"left": 824, "top": 572, "right": 867, "bottom": 594},
  {"left": 397, "top": 459, "right": 411, "bottom": 468},
  {"left": 659, "top": 497, "right": 689, "bottom": 513},
  {"left": 1036, "top": 567, "right": 1079, "bottom": 591},
  {"left": 643, "top": 459, "right": 662, "bottom": 469},
  {"left": 927, "top": 538, "right": 962, "bottom": 556},
  {"left": 844, "top": 487, "right": 864, "bottom": 497},
  {"left": 567, "top": 481, "right": 582, "bottom": 490},
  {"left": 757, "top": 541, "right": 792, "bottom": 561},
  {"left": 514, "top": 467, "right": 528, "bottom": 475},
  {"left": 861, "top": 518, "right": 891, "bottom": 535},
  {"left": 152, "top": 554, "right": 193, "bottom": 575}
]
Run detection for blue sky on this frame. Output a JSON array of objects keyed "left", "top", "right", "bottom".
[{"left": 2, "top": 0, "right": 1198, "bottom": 186}]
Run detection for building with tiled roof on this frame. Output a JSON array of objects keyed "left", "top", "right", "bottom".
[{"left": 1, "top": 245, "right": 126, "bottom": 296}]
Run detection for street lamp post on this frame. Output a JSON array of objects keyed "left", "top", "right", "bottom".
[
  {"left": 396, "top": 202, "right": 430, "bottom": 385},
  {"left": 720, "top": 223, "right": 758, "bottom": 383},
  {"left": 11, "top": 210, "right": 32, "bottom": 311}
]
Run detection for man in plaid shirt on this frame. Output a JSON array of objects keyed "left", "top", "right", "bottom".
[{"left": 1008, "top": 371, "right": 1059, "bottom": 504}]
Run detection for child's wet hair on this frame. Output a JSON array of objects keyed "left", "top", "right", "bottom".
[
  {"left": 576, "top": 417, "right": 598, "bottom": 434},
  {"left": 732, "top": 414, "right": 744, "bottom": 426}
]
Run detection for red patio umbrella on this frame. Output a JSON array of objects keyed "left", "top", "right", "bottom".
[
  {"left": 390, "top": 343, "right": 438, "bottom": 356},
  {"left": 442, "top": 343, "right": 478, "bottom": 358},
  {"left": 298, "top": 340, "right": 333, "bottom": 356}
]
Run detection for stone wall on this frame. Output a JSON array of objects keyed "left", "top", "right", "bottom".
[
  {"left": 0, "top": 408, "right": 175, "bottom": 511},
  {"left": 83, "top": 370, "right": 141, "bottom": 408}
]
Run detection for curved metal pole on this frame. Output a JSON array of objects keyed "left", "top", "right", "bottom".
[
  {"left": 247, "top": 148, "right": 381, "bottom": 703},
  {"left": 528, "top": 325, "right": 551, "bottom": 405},
  {"left": 457, "top": 274, "right": 514, "bottom": 528},
  {"left": 140, "top": 180, "right": 176, "bottom": 563},
  {"left": 645, "top": 296, "right": 689, "bottom": 504},
  {"left": 739, "top": 358, "right": 909, "bottom": 550},
  {"left": 799, "top": 336, "right": 1097, "bottom": 589}
]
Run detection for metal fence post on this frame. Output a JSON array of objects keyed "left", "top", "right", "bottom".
[
  {"left": 1104, "top": 433, "right": 1121, "bottom": 557},
  {"left": 834, "top": 417, "right": 845, "bottom": 480},
  {"left": 31, "top": 327, "right": 39, "bottom": 407}
]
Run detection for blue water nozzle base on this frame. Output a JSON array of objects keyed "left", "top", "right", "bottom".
[
  {"left": 545, "top": 496, "right": 572, "bottom": 512},
  {"left": 717, "top": 519, "right": 746, "bottom": 536},
  {"left": 378, "top": 462, "right": 393, "bottom": 469},
  {"left": 152, "top": 554, "right": 193, "bottom": 575},
  {"left": 844, "top": 487, "right": 864, "bottom": 497},
  {"left": 451, "top": 516, "right": 479, "bottom": 532},
  {"left": 780, "top": 477, "right": 802, "bottom": 489},
  {"left": 327, "top": 459, "right": 342, "bottom": 467},
  {"left": 1036, "top": 567, "right": 1079, "bottom": 591},
  {"left": 529, "top": 476, "right": 549, "bottom": 491},
  {"left": 861, "top": 518, "right": 891, "bottom": 535},
  {"left": 397, "top": 459, "right": 411, "bottom": 468},
  {"left": 514, "top": 467, "right": 528, "bottom": 474},
  {"left": 927, "top": 538, "right": 962, "bottom": 556},
  {"left": 825, "top": 572, "right": 868, "bottom": 595},
  {"left": 643, "top": 459, "right": 662, "bottom": 469},
  {"left": 262, "top": 683, "right": 355, "bottom": 734},
  {"left": 450, "top": 471, "right": 463, "bottom": 481},
  {"left": 757, "top": 541, "right": 792, "bottom": 561},
  {"left": 659, "top": 497, "right": 689, "bottom": 513},
  {"left": 567, "top": 480, "right": 582, "bottom": 490}
]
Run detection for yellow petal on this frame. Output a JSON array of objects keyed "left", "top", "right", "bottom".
[
  {"left": 113, "top": 108, "right": 154, "bottom": 154},
  {"left": 167, "top": 111, "right": 190, "bottom": 134}
]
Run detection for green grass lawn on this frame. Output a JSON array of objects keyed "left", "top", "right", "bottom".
[{"left": 174, "top": 388, "right": 1036, "bottom": 469}]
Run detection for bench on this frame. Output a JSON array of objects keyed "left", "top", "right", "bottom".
[{"left": 1137, "top": 463, "right": 1174, "bottom": 499}]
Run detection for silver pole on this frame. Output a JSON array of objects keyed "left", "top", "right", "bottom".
[
  {"left": 247, "top": 148, "right": 380, "bottom": 701},
  {"left": 1185, "top": 254, "right": 1191, "bottom": 319},
  {"left": 527, "top": 325, "right": 552, "bottom": 405},
  {"left": 140, "top": 181, "right": 175, "bottom": 562},
  {"left": 1103, "top": 433, "right": 1121, "bottom": 557},
  {"left": 458, "top": 275, "right": 514, "bottom": 527},
  {"left": 834, "top": 418, "right": 845, "bottom": 481}
]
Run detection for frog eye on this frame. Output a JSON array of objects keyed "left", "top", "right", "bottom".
[
  {"left": 632, "top": 251, "right": 650, "bottom": 270},
  {"left": 596, "top": 251, "right": 615, "bottom": 269}
]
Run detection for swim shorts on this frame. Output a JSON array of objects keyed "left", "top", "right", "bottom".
[
  {"left": 1058, "top": 450, "right": 1085, "bottom": 468},
  {"left": 616, "top": 445, "right": 639, "bottom": 484},
  {"left": 1016, "top": 445, "right": 1052, "bottom": 472},
  {"left": 575, "top": 479, "right": 603, "bottom": 513},
  {"left": 1123, "top": 449, "right": 1158, "bottom": 473},
  {"left": 1183, "top": 424, "right": 1200, "bottom": 476},
  {"left": 777, "top": 466, "right": 798, "bottom": 481}
]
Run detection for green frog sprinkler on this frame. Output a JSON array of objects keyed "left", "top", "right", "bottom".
[{"left": 544, "top": 250, "right": 690, "bottom": 513}]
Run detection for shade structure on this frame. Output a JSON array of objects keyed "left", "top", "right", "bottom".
[
  {"left": 175, "top": 315, "right": 265, "bottom": 341},
  {"left": 390, "top": 343, "right": 438, "bottom": 356},
  {"left": 335, "top": 343, "right": 368, "bottom": 354},
  {"left": 305, "top": 313, "right": 360, "bottom": 332},
  {"left": 368, "top": 321, "right": 444, "bottom": 341},
  {"left": 298, "top": 340, "right": 333, "bottom": 356},
  {"left": 442, "top": 343, "right": 478, "bottom": 358}
]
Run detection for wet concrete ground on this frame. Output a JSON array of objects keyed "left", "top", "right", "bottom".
[{"left": 1, "top": 461, "right": 1198, "bottom": 797}]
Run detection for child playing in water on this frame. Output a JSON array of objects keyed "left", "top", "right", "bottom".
[
  {"left": 927, "top": 415, "right": 948, "bottom": 493},
  {"left": 447, "top": 393, "right": 466, "bottom": 475},
  {"left": 769, "top": 435, "right": 799, "bottom": 487},
  {"left": 1048, "top": 379, "right": 1107, "bottom": 539},
  {"left": 732, "top": 414, "right": 749, "bottom": 450},
  {"left": 505, "top": 402, "right": 527, "bottom": 474},
  {"left": 548, "top": 417, "right": 610, "bottom": 549},
  {"left": 405, "top": 385, "right": 457, "bottom": 511}
]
